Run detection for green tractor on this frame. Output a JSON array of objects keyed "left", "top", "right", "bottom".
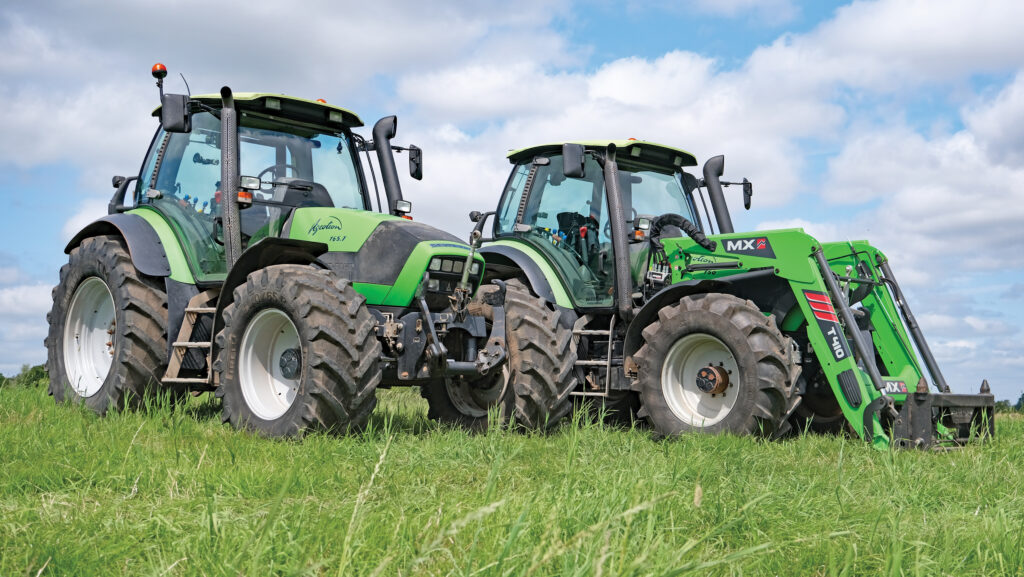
[
  {"left": 468, "top": 140, "right": 994, "bottom": 449},
  {"left": 44, "top": 64, "right": 530, "bottom": 436}
]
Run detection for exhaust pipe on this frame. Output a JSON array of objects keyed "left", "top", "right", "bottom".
[
  {"left": 703, "top": 155, "right": 734, "bottom": 234},
  {"left": 602, "top": 144, "right": 634, "bottom": 323},
  {"left": 220, "top": 87, "right": 243, "bottom": 267},
  {"left": 372, "top": 116, "right": 404, "bottom": 215}
]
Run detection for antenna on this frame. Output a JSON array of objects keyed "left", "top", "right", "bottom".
[{"left": 179, "top": 73, "right": 191, "bottom": 97}]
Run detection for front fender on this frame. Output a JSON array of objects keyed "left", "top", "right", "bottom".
[{"left": 65, "top": 214, "right": 171, "bottom": 278}]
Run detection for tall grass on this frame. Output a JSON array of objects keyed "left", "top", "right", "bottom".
[{"left": 1, "top": 383, "right": 1022, "bottom": 576}]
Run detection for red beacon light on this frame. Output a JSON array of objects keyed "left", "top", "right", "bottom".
[
  {"left": 152, "top": 63, "right": 168, "bottom": 80},
  {"left": 316, "top": 98, "right": 327, "bottom": 103}
]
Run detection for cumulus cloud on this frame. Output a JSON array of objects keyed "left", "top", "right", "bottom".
[{"left": 745, "top": 0, "right": 1024, "bottom": 93}]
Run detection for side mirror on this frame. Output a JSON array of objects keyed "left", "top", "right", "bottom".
[
  {"left": 160, "top": 94, "right": 192, "bottom": 133},
  {"left": 742, "top": 178, "right": 753, "bottom": 210},
  {"left": 562, "top": 143, "right": 586, "bottom": 178},
  {"left": 408, "top": 145, "right": 423, "bottom": 180}
]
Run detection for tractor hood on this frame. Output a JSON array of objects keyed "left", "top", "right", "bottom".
[{"left": 287, "top": 207, "right": 483, "bottom": 307}]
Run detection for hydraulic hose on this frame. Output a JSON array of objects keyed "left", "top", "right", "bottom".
[{"left": 602, "top": 144, "right": 634, "bottom": 323}]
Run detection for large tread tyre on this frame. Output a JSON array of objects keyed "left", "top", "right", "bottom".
[
  {"left": 633, "top": 293, "right": 797, "bottom": 437},
  {"left": 45, "top": 235, "right": 168, "bottom": 415},
  {"left": 504, "top": 278, "right": 578, "bottom": 430},
  {"left": 214, "top": 265, "right": 381, "bottom": 437}
]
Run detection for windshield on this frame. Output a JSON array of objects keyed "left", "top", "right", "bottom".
[{"left": 494, "top": 153, "right": 701, "bottom": 308}]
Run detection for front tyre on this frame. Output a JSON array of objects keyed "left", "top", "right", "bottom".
[
  {"left": 45, "top": 235, "right": 168, "bottom": 414},
  {"left": 633, "top": 293, "right": 796, "bottom": 437},
  {"left": 214, "top": 265, "right": 381, "bottom": 437},
  {"left": 504, "top": 279, "right": 578, "bottom": 429}
]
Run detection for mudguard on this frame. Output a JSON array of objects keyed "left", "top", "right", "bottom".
[
  {"left": 478, "top": 244, "right": 557, "bottom": 304},
  {"left": 211, "top": 237, "right": 329, "bottom": 343},
  {"left": 623, "top": 269, "right": 794, "bottom": 362},
  {"left": 65, "top": 214, "right": 170, "bottom": 277}
]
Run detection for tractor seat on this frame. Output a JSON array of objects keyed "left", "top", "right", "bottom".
[{"left": 277, "top": 178, "right": 334, "bottom": 208}]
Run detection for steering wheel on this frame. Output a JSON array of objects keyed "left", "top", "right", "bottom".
[{"left": 257, "top": 163, "right": 299, "bottom": 181}]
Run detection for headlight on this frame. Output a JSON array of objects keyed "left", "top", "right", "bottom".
[
  {"left": 470, "top": 262, "right": 481, "bottom": 275},
  {"left": 429, "top": 258, "right": 441, "bottom": 271},
  {"left": 427, "top": 278, "right": 440, "bottom": 291}
]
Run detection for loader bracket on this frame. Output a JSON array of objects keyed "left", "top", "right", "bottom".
[{"left": 890, "top": 392, "right": 994, "bottom": 449}]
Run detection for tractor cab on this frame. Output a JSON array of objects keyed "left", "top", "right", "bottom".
[
  {"left": 139, "top": 93, "right": 393, "bottom": 283},
  {"left": 492, "top": 140, "right": 706, "bottom": 309}
]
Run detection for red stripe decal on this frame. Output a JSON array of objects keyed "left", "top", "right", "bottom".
[
  {"left": 805, "top": 292, "right": 831, "bottom": 304},
  {"left": 813, "top": 310, "right": 840, "bottom": 323},
  {"left": 808, "top": 301, "right": 835, "bottom": 314}
]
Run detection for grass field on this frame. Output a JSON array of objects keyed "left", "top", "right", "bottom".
[{"left": 1, "top": 383, "right": 1023, "bottom": 577}]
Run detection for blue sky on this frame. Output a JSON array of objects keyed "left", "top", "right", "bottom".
[{"left": 1, "top": 0, "right": 1022, "bottom": 400}]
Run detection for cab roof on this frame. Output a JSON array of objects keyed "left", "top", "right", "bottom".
[
  {"left": 152, "top": 92, "right": 363, "bottom": 129},
  {"left": 507, "top": 140, "right": 698, "bottom": 168}
]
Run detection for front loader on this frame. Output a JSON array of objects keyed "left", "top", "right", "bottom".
[
  {"left": 45, "top": 64, "right": 538, "bottom": 437},
  {"left": 468, "top": 140, "right": 994, "bottom": 449}
]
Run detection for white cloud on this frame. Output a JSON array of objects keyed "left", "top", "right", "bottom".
[
  {"left": 746, "top": 0, "right": 1024, "bottom": 93},
  {"left": 963, "top": 72, "right": 1024, "bottom": 165},
  {"left": 754, "top": 218, "right": 840, "bottom": 241}
]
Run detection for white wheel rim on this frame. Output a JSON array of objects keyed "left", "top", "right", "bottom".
[
  {"left": 239, "top": 308, "right": 301, "bottom": 420},
  {"left": 63, "top": 277, "right": 116, "bottom": 397},
  {"left": 446, "top": 365, "right": 511, "bottom": 418},
  {"left": 661, "top": 334, "right": 739, "bottom": 427}
]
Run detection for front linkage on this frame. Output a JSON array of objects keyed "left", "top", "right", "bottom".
[{"left": 812, "top": 244, "right": 994, "bottom": 449}]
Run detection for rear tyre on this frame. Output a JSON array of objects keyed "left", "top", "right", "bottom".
[
  {"left": 504, "top": 279, "right": 578, "bottom": 429},
  {"left": 45, "top": 235, "right": 168, "bottom": 414},
  {"left": 633, "top": 293, "right": 796, "bottom": 437},
  {"left": 214, "top": 265, "right": 381, "bottom": 437}
]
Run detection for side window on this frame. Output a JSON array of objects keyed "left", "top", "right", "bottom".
[
  {"left": 146, "top": 112, "right": 227, "bottom": 280},
  {"left": 136, "top": 129, "right": 165, "bottom": 203},
  {"left": 495, "top": 163, "right": 529, "bottom": 235}
]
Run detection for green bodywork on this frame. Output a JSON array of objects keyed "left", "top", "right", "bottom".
[
  {"left": 133, "top": 204, "right": 482, "bottom": 308},
  {"left": 656, "top": 230, "right": 926, "bottom": 449},
  {"left": 286, "top": 207, "right": 484, "bottom": 306}
]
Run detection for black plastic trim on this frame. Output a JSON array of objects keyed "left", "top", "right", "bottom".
[
  {"left": 478, "top": 244, "right": 556, "bottom": 304},
  {"left": 65, "top": 213, "right": 171, "bottom": 277},
  {"left": 837, "top": 369, "right": 862, "bottom": 408}
]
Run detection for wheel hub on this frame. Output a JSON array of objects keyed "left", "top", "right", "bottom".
[
  {"left": 695, "top": 365, "right": 729, "bottom": 394},
  {"left": 279, "top": 348, "right": 301, "bottom": 380},
  {"left": 661, "top": 333, "right": 740, "bottom": 427}
]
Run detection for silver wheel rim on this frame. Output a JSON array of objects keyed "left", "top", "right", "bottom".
[
  {"left": 63, "top": 277, "right": 116, "bottom": 397},
  {"left": 446, "top": 365, "right": 511, "bottom": 418},
  {"left": 239, "top": 308, "right": 300, "bottom": 420},
  {"left": 661, "top": 334, "right": 739, "bottom": 427}
]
